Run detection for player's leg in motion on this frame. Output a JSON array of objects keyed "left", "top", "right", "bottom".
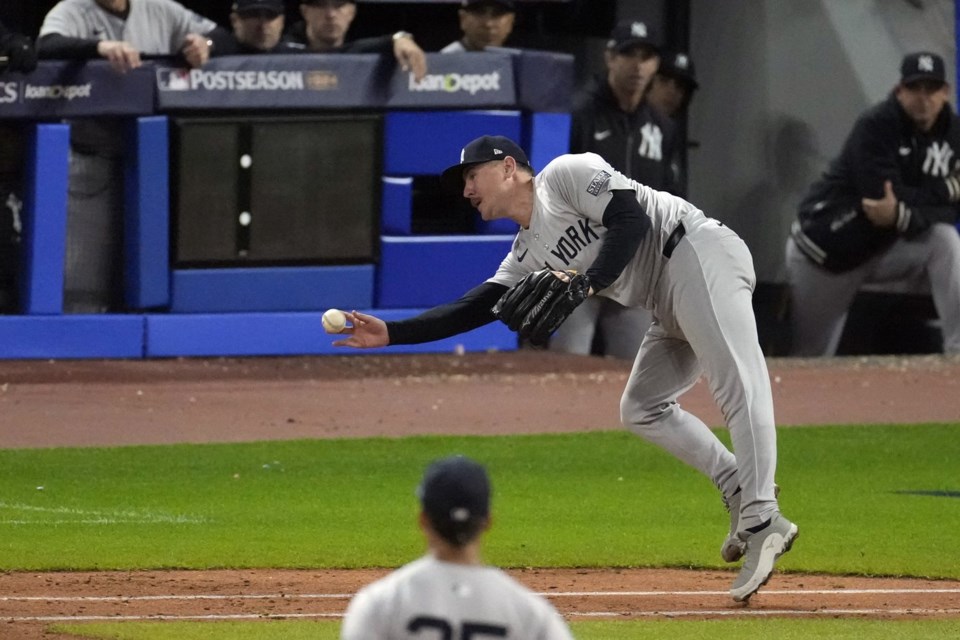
[
  {"left": 670, "top": 221, "right": 795, "bottom": 601},
  {"left": 620, "top": 324, "right": 742, "bottom": 527}
]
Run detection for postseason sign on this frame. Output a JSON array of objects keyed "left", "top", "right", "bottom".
[
  {"left": 155, "top": 54, "right": 382, "bottom": 110},
  {"left": 0, "top": 60, "right": 154, "bottom": 118}
]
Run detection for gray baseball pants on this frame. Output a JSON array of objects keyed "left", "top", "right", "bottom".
[
  {"left": 620, "top": 217, "right": 780, "bottom": 531},
  {"left": 786, "top": 223, "right": 960, "bottom": 356}
]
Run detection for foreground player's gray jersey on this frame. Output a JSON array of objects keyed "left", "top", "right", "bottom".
[
  {"left": 488, "top": 152, "right": 704, "bottom": 309},
  {"left": 40, "top": 0, "right": 215, "bottom": 54},
  {"left": 340, "top": 556, "right": 573, "bottom": 640}
]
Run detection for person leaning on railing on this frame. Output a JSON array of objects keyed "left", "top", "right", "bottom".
[
  {"left": 34, "top": 0, "right": 230, "bottom": 313},
  {"left": 284, "top": 0, "right": 427, "bottom": 81}
]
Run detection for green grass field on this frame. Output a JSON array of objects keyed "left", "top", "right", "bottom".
[
  {"left": 50, "top": 618, "right": 960, "bottom": 640},
  {"left": 3, "top": 423, "right": 959, "bottom": 638}
]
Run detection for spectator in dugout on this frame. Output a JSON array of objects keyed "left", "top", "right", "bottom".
[
  {"left": 646, "top": 50, "right": 699, "bottom": 198},
  {"left": 36, "top": 0, "right": 229, "bottom": 312},
  {"left": 37, "top": 0, "right": 230, "bottom": 74},
  {"left": 223, "top": 0, "right": 305, "bottom": 54},
  {"left": 284, "top": 0, "right": 427, "bottom": 80},
  {"left": 440, "top": 0, "right": 516, "bottom": 53},
  {"left": 548, "top": 20, "right": 677, "bottom": 360}
]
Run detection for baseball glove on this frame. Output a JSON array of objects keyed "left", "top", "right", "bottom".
[{"left": 492, "top": 269, "right": 591, "bottom": 346}]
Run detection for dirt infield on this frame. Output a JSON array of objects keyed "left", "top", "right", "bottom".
[{"left": 2, "top": 351, "right": 960, "bottom": 638}]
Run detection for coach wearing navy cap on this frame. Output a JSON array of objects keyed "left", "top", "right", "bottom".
[
  {"left": 441, "top": 0, "right": 516, "bottom": 53},
  {"left": 551, "top": 19, "right": 676, "bottom": 361},
  {"left": 227, "top": 0, "right": 304, "bottom": 53},
  {"left": 787, "top": 51, "right": 960, "bottom": 357}
]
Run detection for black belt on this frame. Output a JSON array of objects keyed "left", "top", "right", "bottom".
[{"left": 663, "top": 222, "right": 686, "bottom": 259}]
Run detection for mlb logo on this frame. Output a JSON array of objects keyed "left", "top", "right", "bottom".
[{"left": 157, "top": 68, "right": 190, "bottom": 91}]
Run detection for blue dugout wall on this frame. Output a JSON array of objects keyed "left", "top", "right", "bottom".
[{"left": 0, "top": 52, "right": 572, "bottom": 359}]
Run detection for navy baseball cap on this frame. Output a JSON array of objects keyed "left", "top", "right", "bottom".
[
  {"left": 440, "top": 135, "right": 531, "bottom": 195},
  {"left": 462, "top": 0, "right": 516, "bottom": 12},
  {"left": 900, "top": 52, "right": 946, "bottom": 86},
  {"left": 417, "top": 456, "right": 491, "bottom": 546},
  {"left": 233, "top": 0, "right": 285, "bottom": 14},
  {"left": 607, "top": 19, "right": 660, "bottom": 54},
  {"left": 658, "top": 51, "right": 699, "bottom": 91}
]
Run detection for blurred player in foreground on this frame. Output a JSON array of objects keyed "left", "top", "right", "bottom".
[{"left": 340, "top": 455, "right": 574, "bottom": 639}]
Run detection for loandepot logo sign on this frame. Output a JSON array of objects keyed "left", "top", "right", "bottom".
[
  {"left": 0, "top": 81, "right": 94, "bottom": 105},
  {"left": 22, "top": 82, "right": 93, "bottom": 101},
  {"left": 158, "top": 68, "right": 309, "bottom": 91},
  {"left": 409, "top": 71, "right": 502, "bottom": 95}
]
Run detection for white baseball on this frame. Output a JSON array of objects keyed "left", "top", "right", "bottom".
[{"left": 322, "top": 309, "right": 347, "bottom": 334}]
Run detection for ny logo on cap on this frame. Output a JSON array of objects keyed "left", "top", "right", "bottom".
[
  {"left": 631, "top": 22, "right": 648, "bottom": 38},
  {"left": 919, "top": 55, "right": 935, "bottom": 72}
]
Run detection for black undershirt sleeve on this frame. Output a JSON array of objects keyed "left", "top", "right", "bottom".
[
  {"left": 584, "top": 189, "right": 650, "bottom": 291},
  {"left": 385, "top": 281, "right": 509, "bottom": 345},
  {"left": 37, "top": 33, "right": 100, "bottom": 59}
]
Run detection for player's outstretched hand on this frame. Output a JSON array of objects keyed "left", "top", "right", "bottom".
[{"left": 332, "top": 310, "right": 389, "bottom": 348}]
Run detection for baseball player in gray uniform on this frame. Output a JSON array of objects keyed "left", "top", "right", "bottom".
[
  {"left": 340, "top": 455, "right": 574, "bottom": 639},
  {"left": 333, "top": 135, "right": 798, "bottom": 602},
  {"left": 38, "top": 0, "right": 220, "bottom": 72}
]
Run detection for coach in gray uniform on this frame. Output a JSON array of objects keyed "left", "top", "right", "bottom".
[
  {"left": 332, "top": 135, "right": 799, "bottom": 602},
  {"left": 37, "top": 0, "right": 224, "bottom": 312},
  {"left": 341, "top": 456, "right": 573, "bottom": 639}
]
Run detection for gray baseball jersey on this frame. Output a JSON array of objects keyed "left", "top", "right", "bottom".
[
  {"left": 488, "top": 152, "right": 699, "bottom": 309},
  {"left": 490, "top": 152, "right": 780, "bottom": 531},
  {"left": 40, "top": 0, "right": 215, "bottom": 53},
  {"left": 339, "top": 556, "right": 573, "bottom": 640}
]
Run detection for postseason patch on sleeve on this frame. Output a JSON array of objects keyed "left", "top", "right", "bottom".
[{"left": 586, "top": 170, "right": 611, "bottom": 196}]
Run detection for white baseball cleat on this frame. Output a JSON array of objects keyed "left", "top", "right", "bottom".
[{"left": 729, "top": 512, "right": 798, "bottom": 602}]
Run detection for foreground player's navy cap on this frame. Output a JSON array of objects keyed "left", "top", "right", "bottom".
[
  {"left": 440, "top": 135, "right": 531, "bottom": 195},
  {"left": 417, "top": 455, "right": 491, "bottom": 545}
]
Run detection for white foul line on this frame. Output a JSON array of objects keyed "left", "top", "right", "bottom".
[
  {"left": 7, "top": 608, "right": 960, "bottom": 623},
  {"left": 4, "top": 587, "right": 959, "bottom": 603}
]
